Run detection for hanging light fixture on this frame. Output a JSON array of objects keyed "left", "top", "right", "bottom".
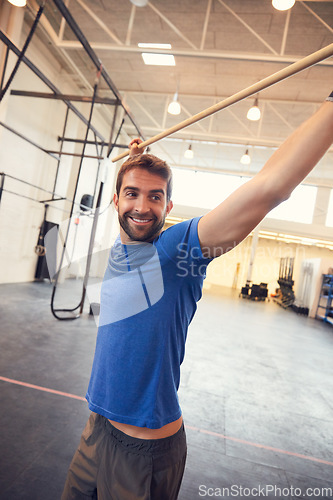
[
  {"left": 168, "top": 91, "right": 181, "bottom": 115},
  {"left": 184, "top": 144, "right": 194, "bottom": 159},
  {"left": 7, "top": 0, "right": 26, "bottom": 6},
  {"left": 272, "top": 0, "right": 295, "bottom": 11},
  {"left": 247, "top": 97, "right": 261, "bottom": 121},
  {"left": 240, "top": 149, "right": 251, "bottom": 165}
]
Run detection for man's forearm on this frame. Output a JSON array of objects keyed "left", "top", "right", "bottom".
[{"left": 259, "top": 98, "right": 333, "bottom": 204}]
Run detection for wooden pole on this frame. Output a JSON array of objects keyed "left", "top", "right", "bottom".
[{"left": 112, "top": 42, "right": 333, "bottom": 163}]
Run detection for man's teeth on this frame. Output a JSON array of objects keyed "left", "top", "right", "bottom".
[{"left": 132, "top": 217, "right": 151, "bottom": 223}]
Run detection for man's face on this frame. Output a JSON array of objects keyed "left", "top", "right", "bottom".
[{"left": 113, "top": 168, "right": 173, "bottom": 243}]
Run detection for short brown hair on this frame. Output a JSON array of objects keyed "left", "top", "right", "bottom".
[{"left": 116, "top": 154, "right": 173, "bottom": 201}]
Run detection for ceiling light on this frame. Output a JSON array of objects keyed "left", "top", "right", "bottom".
[
  {"left": 141, "top": 53, "right": 175, "bottom": 66},
  {"left": 184, "top": 145, "right": 194, "bottom": 159},
  {"left": 240, "top": 149, "right": 251, "bottom": 165},
  {"left": 168, "top": 92, "right": 181, "bottom": 115},
  {"left": 7, "top": 0, "right": 26, "bottom": 6},
  {"left": 130, "top": 0, "right": 148, "bottom": 7},
  {"left": 247, "top": 98, "right": 261, "bottom": 121},
  {"left": 272, "top": 0, "right": 295, "bottom": 11},
  {"left": 138, "top": 43, "right": 172, "bottom": 49}
]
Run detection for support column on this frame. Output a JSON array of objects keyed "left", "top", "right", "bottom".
[
  {"left": 246, "top": 224, "right": 260, "bottom": 284},
  {"left": 312, "top": 186, "right": 331, "bottom": 226}
]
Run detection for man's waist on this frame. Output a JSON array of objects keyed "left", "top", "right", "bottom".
[{"left": 107, "top": 415, "right": 183, "bottom": 440}]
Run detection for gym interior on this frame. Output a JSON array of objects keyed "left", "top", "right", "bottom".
[{"left": 0, "top": 1, "right": 333, "bottom": 499}]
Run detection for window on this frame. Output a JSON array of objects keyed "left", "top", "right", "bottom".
[
  {"left": 326, "top": 189, "right": 333, "bottom": 227},
  {"left": 171, "top": 169, "right": 247, "bottom": 209},
  {"left": 171, "top": 168, "right": 317, "bottom": 225},
  {"left": 267, "top": 184, "right": 317, "bottom": 224}
]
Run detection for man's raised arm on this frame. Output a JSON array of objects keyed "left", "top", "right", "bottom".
[{"left": 198, "top": 95, "right": 333, "bottom": 258}]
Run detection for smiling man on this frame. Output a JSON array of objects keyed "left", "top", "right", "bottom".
[
  {"left": 114, "top": 154, "right": 174, "bottom": 243},
  {"left": 62, "top": 95, "right": 333, "bottom": 500}
]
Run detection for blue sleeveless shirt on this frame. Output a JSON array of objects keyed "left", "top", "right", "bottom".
[{"left": 86, "top": 217, "right": 212, "bottom": 428}]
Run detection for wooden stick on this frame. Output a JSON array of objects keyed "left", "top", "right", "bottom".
[{"left": 112, "top": 43, "right": 333, "bottom": 163}]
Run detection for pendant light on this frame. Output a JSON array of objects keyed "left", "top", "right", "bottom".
[
  {"left": 247, "top": 97, "right": 261, "bottom": 121},
  {"left": 168, "top": 92, "right": 181, "bottom": 115},
  {"left": 7, "top": 0, "right": 26, "bottom": 6},
  {"left": 184, "top": 144, "right": 194, "bottom": 159},
  {"left": 240, "top": 149, "right": 251, "bottom": 165},
  {"left": 272, "top": 0, "right": 295, "bottom": 11}
]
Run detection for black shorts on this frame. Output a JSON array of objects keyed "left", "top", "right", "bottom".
[{"left": 61, "top": 412, "right": 187, "bottom": 500}]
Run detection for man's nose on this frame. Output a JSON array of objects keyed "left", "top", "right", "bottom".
[{"left": 134, "top": 196, "right": 150, "bottom": 213}]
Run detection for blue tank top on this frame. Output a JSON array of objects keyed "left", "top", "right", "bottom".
[{"left": 86, "top": 217, "right": 212, "bottom": 428}]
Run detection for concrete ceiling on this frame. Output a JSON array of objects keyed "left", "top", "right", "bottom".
[{"left": 25, "top": 0, "right": 333, "bottom": 185}]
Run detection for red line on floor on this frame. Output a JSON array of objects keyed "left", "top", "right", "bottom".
[
  {"left": 1, "top": 375, "right": 332, "bottom": 467},
  {"left": 0, "top": 375, "right": 86, "bottom": 402},
  {"left": 186, "top": 425, "right": 333, "bottom": 467}
]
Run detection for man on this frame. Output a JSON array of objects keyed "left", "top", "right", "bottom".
[{"left": 62, "top": 94, "right": 333, "bottom": 499}]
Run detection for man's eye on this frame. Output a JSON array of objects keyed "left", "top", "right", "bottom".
[
  {"left": 126, "top": 192, "right": 136, "bottom": 197},
  {"left": 152, "top": 195, "right": 160, "bottom": 201}
]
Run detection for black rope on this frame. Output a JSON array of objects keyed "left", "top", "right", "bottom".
[{"left": 0, "top": 4, "right": 45, "bottom": 102}]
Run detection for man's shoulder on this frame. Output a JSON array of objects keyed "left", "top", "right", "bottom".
[{"left": 158, "top": 217, "right": 200, "bottom": 241}]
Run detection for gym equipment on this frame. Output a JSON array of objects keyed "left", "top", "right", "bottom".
[
  {"left": 112, "top": 42, "right": 333, "bottom": 163},
  {"left": 292, "top": 261, "right": 313, "bottom": 316},
  {"left": 240, "top": 282, "right": 268, "bottom": 301},
  {"left": 316, "top": 274, "right": 333, "bottom": 326},
  {"left": 274, "top": 257, "right": 295, "bottom": 309}
]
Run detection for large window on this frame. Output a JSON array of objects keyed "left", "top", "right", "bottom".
[
  {"left": 267, "top": 184, "right": 317, "bottom": 224},
  {"left": 326, "top": 189, "right": 333, "bottom": 227},
  {"left": 171, "top": 168, "right": 317, "bottom": 224},
  {"left": 171, "top": 168, "right": 247, "bottom": 209}
]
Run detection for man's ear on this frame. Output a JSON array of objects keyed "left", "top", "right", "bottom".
[
  {"left": 113, "top": 193, "right": 119, "bottom": 212},
  {"left": 166, "top": 200, "right": 173, "bottom": 215}
]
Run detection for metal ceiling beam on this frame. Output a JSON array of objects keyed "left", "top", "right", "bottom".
[
  {"left": 122, "top": 90, "right": 324, "bottom": 106},
  {"left": 147, "top": 1, "right": 198, "bottom": 50},
  {"left": 216, "top": 0, "right": 278, "bottom": 55},
  {"left": 300, "top": 1, "right": 333, "bottom": 34},
  {"left": 10, "top": 90, "right": 120, "bottom": 104},
  {"left": 75, "top": 0, "right": 123, "bottom": 45},
  {"left": 56, "top": 41, "right": 333, "bottom": 67},
  {"left": 280, "top": 9, "right": 291, "bottom": 56},
  {"left": 0, "top": 121, "right": 60, "bottom": 160},
  {"left": 57, "top": 137, "right": 129, "bottom": 148},
  {"left": 200, "top": 0, "right": 213, "bottom": 51},
  {"left": 125, "top": 4, "right": 136, "bottom": 46}
]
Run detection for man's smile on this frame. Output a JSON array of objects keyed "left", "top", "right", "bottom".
[{"left": 128, "top": 216, "right": 154, "bottom": 225}]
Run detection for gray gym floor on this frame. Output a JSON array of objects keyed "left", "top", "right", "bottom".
[{"left": 0, "top": 281, "right": 332, "bottom": 500}]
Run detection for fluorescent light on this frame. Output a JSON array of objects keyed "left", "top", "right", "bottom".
[
  {"left": 7, "top": 0, "right": 26, "bottom": 6},
  {"left": 272, "top": 0, "right": 295, "bottom": 11},
  {"left": 138, "top": 43, "right": 172, "bottom": 49},
  {"left": 260, "top": 235, "right": 277, "bottom": 240},
  {"left": 130, "top": 0, "right": 148, "bottom": 6},
  {"left": 141, "top": 53, "right": 175, "bottom": 66}
]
